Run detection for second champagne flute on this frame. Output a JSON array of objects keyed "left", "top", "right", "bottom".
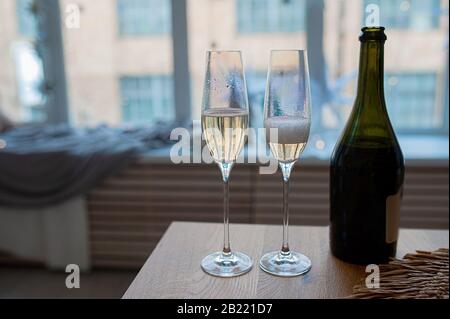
[
  {"left": 201, "top": 51, "right": 253, "bottom": 277},
  {"left": 260, "top": 50, "right": 312, "bottom": 277}
]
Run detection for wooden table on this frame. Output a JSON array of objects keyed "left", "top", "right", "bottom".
[{"left": 123, "top": 222, "right": 449, "bottom": 299}]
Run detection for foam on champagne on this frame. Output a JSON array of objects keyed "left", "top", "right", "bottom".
[
  {"left": 202, "top": 108, "right": 248, "bottom": 117},
  {"left": 264, "top": 116, "right": 310, "bottom": 144}
]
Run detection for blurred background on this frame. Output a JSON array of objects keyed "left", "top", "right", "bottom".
[{"left": 0, "top": 0, "right": 448, "bottom": 298}]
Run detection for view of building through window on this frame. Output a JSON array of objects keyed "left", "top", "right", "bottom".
[
  {"left": 187, "top": 0, "right": 448, "bottom": 155},
  {"left": 60, "top": 0, "right": 174, "bottom": 126},
  {"left": 0, "top": 0, "right": 448, "bottom": 157},
  {"left": 0, "top": 0, "right": 45, "bottom": 123},
  {"left": 117, "top": 0, "right": 171, "bottom": 36},
  {"left": 364, "top": 0, "right": 441, "bottom": 30},
  {"left": 236, "top": 0, "right": 306, "bottom": 33},
  {"left": 16, "top": 0, "right": 37, "bottom": 36},
  {"left": 120, "top": 75, "right": 174, "bottom": 125}
]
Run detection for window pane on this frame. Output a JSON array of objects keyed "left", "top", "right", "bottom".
[
  {"left": 334, "top": 0, "right": 447, "bottom": 138},
  {"left": 188, "top": 0, "right": 308, "bottom": 130},
  {"left": 119, "top": 75, "right": 175, "bottom": 125},
  {"left": 16, "top": 0, "right": 38, "bottom": 37},
  {"left": 117, "top": 0, "right": 171, "bottom": 36},
  {"left": 236, "top": 0, "right": 306, "bottom": 33},
  {"left": 386, "top": 73, "right": 438, "bottom": 129},
  {"left": 188, "top": 0, "right": 448, "bottom": 160},
  {"left": 326, "top": 0, "right": 447, "bottom": 135},
  {"left": 363, "top": 0, "right": 440, "bottom": 30},
  {"left": 0, "top": 0, "right": 45, "bottom": 124},
  {"left": 60, "top": 0, "right": 175, "bottom": 126}
]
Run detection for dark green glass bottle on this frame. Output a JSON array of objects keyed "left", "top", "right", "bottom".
[{"left": 330, "top": 27, "right": 405, "bottom": 265}]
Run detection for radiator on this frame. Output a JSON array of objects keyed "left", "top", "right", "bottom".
[{"left": 87, "top": 160, "right": 449, "bottom": 269}]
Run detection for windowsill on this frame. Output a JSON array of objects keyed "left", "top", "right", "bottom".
[
  {"left": 397, "top": 135, "right": 449, "bottom": 160},
  {"left": 139, "top": 134, "right": 449, "bottom": 166},
  {"left": 301, "top": 133, "right": 450, "bottom": 161}
]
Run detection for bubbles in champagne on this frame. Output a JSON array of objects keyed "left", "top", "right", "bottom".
[{"left": 202, "top": 108, "right": 248, "bottom": 164}]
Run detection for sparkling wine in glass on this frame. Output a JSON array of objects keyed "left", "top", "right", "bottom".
[
  {"left": 260, "top": 50, "right": 312, "bottom": 277},
  {"left": 200, "top": 51, "right": 253, "bottom": 277}
]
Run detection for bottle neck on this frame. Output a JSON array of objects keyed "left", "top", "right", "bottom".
[
  {"left": 343, "top": 39, "right": 397, "bottom": 145},
  {"left": 357, "top": 41, "right": 385, "bottom": 107},
  {"left": 356, "top": 41, "right": 385, "bottom": 107}
]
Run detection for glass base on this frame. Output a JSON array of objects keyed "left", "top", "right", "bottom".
[
  {"left": 201, "top": 251, "right": 253, "bottom": 277},
  {"left": 259, "top": 250, "right": 312, "bottom": 277}
]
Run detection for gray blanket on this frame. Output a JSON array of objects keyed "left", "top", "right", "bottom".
[{"left": 0, "top": 123, "right": 174, "bottom": 208}]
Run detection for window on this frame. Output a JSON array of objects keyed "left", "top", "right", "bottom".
[
  {"left": 188, "top": 0, "right": 448, "bottom": 160},
  {"left": 0, "top": 0, "right": 44, "bottom": 124},
  {"left": 120, "top": 76, "right": 174, "bottom": 125},
  {"left": 2, "top": 0, "right": 448, "bottom": 159},
  {"left": 16, "top": 0, "right": 37, "bottom": 37},
  {"left": 364, "top": 0, "right": 440, "bottom": 30},
  {"left": 13, "top": 42, "right": 46, "bottom": 122},
  {"left": 57, "top": 0, "right": 175, "bottom": 126},
  {"left": 237, "top": 0, "right": 306, "bottom": 33},
  {"left": 385, "top": 73, "right": 438, "bottom": 130},
  {"left": 117, "top": 0, "right": 171, "bottom": 36},
  {"left": 246, "top": 71, "right": 267, "bottom": 127}
]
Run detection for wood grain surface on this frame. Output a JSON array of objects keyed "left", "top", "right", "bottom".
[{"left": 123, "top": 222, "right": 449, "bottom": 299}]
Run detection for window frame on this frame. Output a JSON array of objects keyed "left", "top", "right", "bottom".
[
  {"left": 34, "top": 0, "right": 189, "bottom": 125},
  {"left": 33, "top": 0, "right": 70, "bottom": 124},
  {"left": 36, "top": 0, "right": 447, "bottom": 137}
]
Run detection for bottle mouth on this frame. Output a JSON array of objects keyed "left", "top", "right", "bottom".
[{"left": 359, "top": 26, "right": 387, "bottom": 42}]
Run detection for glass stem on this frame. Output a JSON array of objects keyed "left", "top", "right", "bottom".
[
  {"left": 223, "top": 179, "right": 231, "bottom": 255},
  {"left": 281, "top": 176, "right": 290, "bottom": 254},
  {"left": 279, "top": 162, "right": 295, "bottom": 255}
]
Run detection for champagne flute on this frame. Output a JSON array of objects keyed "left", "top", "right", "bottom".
[
  {"left": 260, "top": 50, "right": 312, "bottom": 277},
  {"left": 200, "top": 51, "right": 253, "bottom": 277}
]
